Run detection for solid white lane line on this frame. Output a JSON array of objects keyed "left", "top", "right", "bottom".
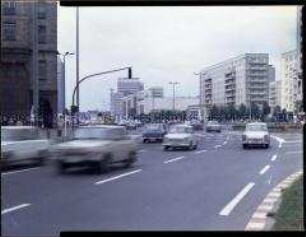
[
  {"left": 271, "top": 154, "right": 278, "bottom": 161},
  {"left": 214, "top": 145, "right": 222, "bottom": 148},
  {"left": 270, "top": 135, "right": 285, "bottom": 149},
  {"left": 164, "top": 156, "right": 185, "bottom": 164},
  {"left": 219, "top": 182, "right": 255, "bottom": 216},
  {"left": 1, "top": 167, "right": 40, "bottom": 176},
  {"left": 95, "top": 169, "right": 142, "bottom": 185},
  {"left": 285, "top": 151, "right": 302, "bottom": 154},
  {"left": 222, "top": 141, "right": 228, "bottom": 145},
  {"left": 259, "top": 165, "right": 270, "bottom": 175},
  {"left": 2, "top": 203, "right": 31, "bottom": 215}
]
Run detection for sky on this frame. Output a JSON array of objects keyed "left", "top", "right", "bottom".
[{"left": 57, "top": 6, "right": 298, "bottom": 112}]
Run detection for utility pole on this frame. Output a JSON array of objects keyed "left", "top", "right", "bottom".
[
  {"left": 76, "top": 7, "right": 80, "bottom": 108},
  {"left": 194, "top": 72, "right": 203, "bottom": 121},
  {"left": 32, "top": 0, "right": 39, "bottom": 126},
  {"left": 169, "top": 81, "right": 179, "bottom": 111}
]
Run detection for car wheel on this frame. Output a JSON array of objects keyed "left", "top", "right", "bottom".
[
  {"left": 189, "top": 142, "right": 193, "bottom": 150},
  {"left": 143, "top": 139, "right": 147, "bottom": 143},
  {"left": 193, "top": 144, "right": 197, "bottom": 150},
  {"left": 123, "top": 151, "right": 137, "bottom": 168},
  {"left": 57, "top": 160, "right": 67, "bottom": 174},
  {"left": 164, "top": 146, "right": 169, "bottom": 151},
  {"left": 243, "top": 144, "right": 248, "bottom": 149},
  {"left": 99, "top": 153, "right": 112, "bottom": 173},
  {"left": 265, "top": 144, "right": 270, "bottom": 149}
]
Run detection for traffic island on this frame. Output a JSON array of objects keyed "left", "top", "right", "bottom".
[
  {"left": 272, "top": 175, "right": 304, "bottom": 231},
  {"left": 245, "top": 170, "right": 303, "bottom": 231}
]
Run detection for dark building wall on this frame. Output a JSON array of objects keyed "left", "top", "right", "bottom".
[{"left": 0, "top": 1, "right": 57, "bottom": 118}]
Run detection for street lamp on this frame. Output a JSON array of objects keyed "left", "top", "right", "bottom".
[
  {"left": 169, "top": 81, "right": 179, "bottom": 111},
  {"left": 194, "top": 72, "right": 203, "bottom": 121},
  {"left": 58, "top": 51, "right": 74, "bottom": 136}
]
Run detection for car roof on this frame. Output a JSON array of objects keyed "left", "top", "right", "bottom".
[
  {"left": 77, "top": 125, "right": 124, "bottom": 129},
  {"left": 173, "top": 124, "right": 192, "bottom": 128}
]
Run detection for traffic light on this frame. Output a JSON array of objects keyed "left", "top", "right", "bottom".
[{"left": 128, "top": 67, "right": 132, "bottom": 79}]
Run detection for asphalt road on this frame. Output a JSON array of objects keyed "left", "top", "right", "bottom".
[{"left": 1, "top": 128, "right": 303, "bottom": 235}]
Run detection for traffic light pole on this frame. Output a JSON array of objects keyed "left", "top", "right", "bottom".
[{"left": 70, "top": 67, "right": 132, "bottom": 126}]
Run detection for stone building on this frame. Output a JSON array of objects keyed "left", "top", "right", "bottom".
[{"left": 0, "top": 0, "right": 57, "bottom": 118}]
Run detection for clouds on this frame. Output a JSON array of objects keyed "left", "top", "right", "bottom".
[{"left": 58, "top": 6, "right": 297, "bottom": 111}]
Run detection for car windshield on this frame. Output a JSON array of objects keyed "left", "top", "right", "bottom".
[
  {"left": 246, "top": 124, "right": 268, "bottom": 131},
  {"left": 1, "top": 127, "right": 39, "bottom": 141},
  {"left": 75, "top": 127, "right": 127, "bottom": 140},
  {"left": 169, "top": 126, "right": 192, "bottom": 134},
  {"left": 145, "top": 124, "right": 162, "bottom": 130}
]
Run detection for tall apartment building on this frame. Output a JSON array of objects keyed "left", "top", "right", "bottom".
[
  {"left": 269, "top": 80, "right": 282, "bottom": 110},
  {"left": 0, "top": 0, "right": 57, "bottom": 118},
  {"left": 200, "top": 53, "right": 271, "bottom": 117},
  {"left": 297, "top": 6, "right": 303, "bottom": 76},
  {"left": 280, "top": 50, "right": 302, "bottom": 113}
]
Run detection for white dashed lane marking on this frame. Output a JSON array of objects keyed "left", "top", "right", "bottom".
[
  {"left": 95, "top": 169, "right": 142, "bottom": 185},
  {"left": 195, "top": 149, "right": 207, "bottom": 154},
  {"left": 271, "top": 154, "right": 278, "bottom": 161},
  {"left": 2, "top": 204, "right": 31, "bottom": 215},
  {"left": 214, "top": 145, "right": 222, "bottom": 148},
  {"left": 259, "top": 165, "right": 270, "bottom": 175},
  {"left": 219, "top": 182, "right": 255, "bottom": 216},
  {"left": 164, "top": 156, "right": 185, "bottom": 164}
]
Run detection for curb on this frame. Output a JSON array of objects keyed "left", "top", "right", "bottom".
[{"left": 245, "top": 170, "right": 303, "bottom": 231}]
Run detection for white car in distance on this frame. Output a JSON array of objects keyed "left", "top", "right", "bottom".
[
  {"left": 163, "top": 125, "right": 198, "bottom": 151},
  {"left": 242, "top": 122, "right": 270, "bottom": 149}
]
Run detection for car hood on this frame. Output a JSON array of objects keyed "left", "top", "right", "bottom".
[
  {"left": 165, "top": 134, "right": 191, "bottom": 139},
  {"left": 1, "top": 140, "right": 49, "bottom": 146},
  {"left": 243, "top": 131, "right": 268, "bottom": 138},
  {"left": 53, "top": 140, "right": 112, "bottom": 150}
]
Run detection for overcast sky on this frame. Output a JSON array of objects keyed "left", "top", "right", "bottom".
[{"left": 57, "top": 6, "right": 298, "bottom": 111}]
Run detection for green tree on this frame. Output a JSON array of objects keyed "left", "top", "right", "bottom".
[
  {"left": 262, "top": 101, "right": 271, "bottom": 121},
  {"left": 238, "top": 104, "right": 247, "bottom": 119}
]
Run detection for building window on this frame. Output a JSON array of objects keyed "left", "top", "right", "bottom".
[
  {"left": 3, "top": 20, "right": 16, "bottom": 41},
  {"left": 38, "top": 1, "right": 46, "bottom": 19},
  {"left": 3, "top": 1, "right": 16, "bottom": 15},
  {"left": 38, "top": 25, "right": 46, "bottom": 43},
  {"left": 38, "top": 60, "right": 47, "bottom": 80}
]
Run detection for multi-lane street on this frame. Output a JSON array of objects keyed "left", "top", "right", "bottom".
[{"left": 1, "top": 128, "right": 303, "bottom": 235}]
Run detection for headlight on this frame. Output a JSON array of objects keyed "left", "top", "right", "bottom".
[{"left": 242, "top": 135, "right": 247, "bottom": 141}]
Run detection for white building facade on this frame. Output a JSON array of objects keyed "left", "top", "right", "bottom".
[
  {"left": 269, "top": 80, "right": 282, "bottom": 110},
  {"left": 280, "top": 50, "right": 302, "bottom": 113},
  {"left": 200, "top": 53, "right": 272, "bottom": 117}
]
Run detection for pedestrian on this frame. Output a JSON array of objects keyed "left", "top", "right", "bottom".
[{"left": 57, "top": 115, "right": 65, "bottom": 137}]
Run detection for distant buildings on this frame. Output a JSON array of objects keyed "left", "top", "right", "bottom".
[
  {"left": 0, "top": 1, "right": 58, "bottom": 118},
  {"left": 200, "top": 53, "right": 273, "bottom": 118}
]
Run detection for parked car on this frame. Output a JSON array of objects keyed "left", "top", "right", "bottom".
[
  {"left": 1, "top": 126, "right": 49, "bottom": 168},
  {"left": 142, "top": 123, "right": 167, "bottom": 143},
  {"left": 118, "top": 120, "right": 128, "bottom": 126},
  {"left": 163, "top": 125, "right": 198, "bottom": 150},
  {"left": 50, "top": 125, "right": 138, "bottom": 174},
  {"left": 242, "top": 122, "right": 270, "bottom": 149},
  {"left": 190, "top": 120, "right": 204, "bottom": 131},
  {"left": 206, "top": 121, "right": 221, "bottom": 132}
]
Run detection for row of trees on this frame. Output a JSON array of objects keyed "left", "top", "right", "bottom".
[{"left": 208, "top": 102, "right": 293, "bottom": 122}]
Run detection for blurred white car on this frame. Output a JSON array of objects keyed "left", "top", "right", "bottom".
[
  {"left": 51, "top": 125, "right": 138, "bottom": 174},
  {"left": 242, "top": 122, "right": 270, "bottom": 149},
  {"left": 206, "top": 121, "right": 221, "bottom": 132},
  {"left": 163, "top": 125, "right": 198, "bottom": 150},
  {"left": 1, "top": 126, "right": 49, "bottom": 167}
]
